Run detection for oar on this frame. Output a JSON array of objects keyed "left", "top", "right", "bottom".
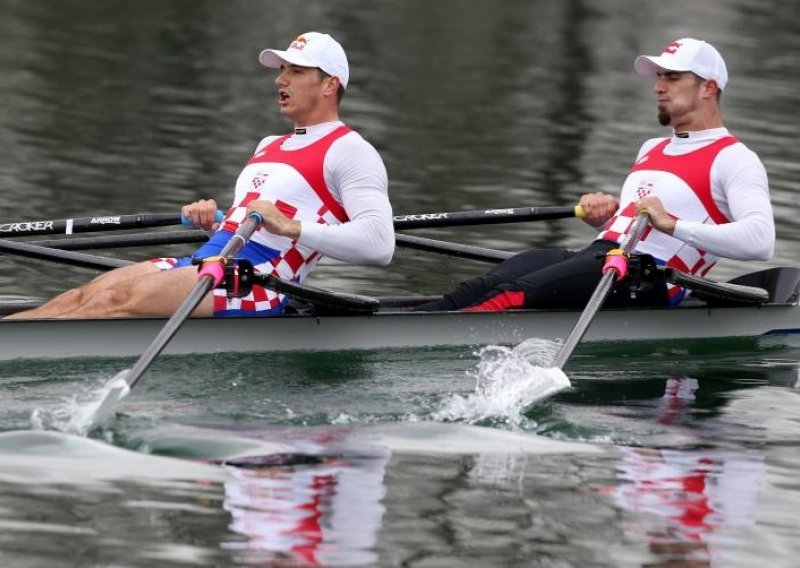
[
  {"left": 0, "top": 238, "right": 132, "bottom": 270},
  {"left": 88, "top": 212, "right": 263, "bottom": 429},
  {"left": 22, "top": 202, "right": 582, "bottom": 254},
  {"left": 8, "top": 223, "right": 774, "bottom": 307},
  {"left": 661, "top": 266, "right": 768, "bottom": 304},
  {"left": 0, "top": 210, "right": 223, "bottom": 237},
  {"left": 255, "top": 274, "right": 380, "bottom": 313},
  {"left": 396, "top": 233, "right": 513, "bottom": 263},
  {"left": 393, "top": 204, "right": 584, "bottom": 230},
  {"left": 550, "top": 212, "right": 650, "bottom": 369},
  {"left": 32, "top": 229, "right": 209, "bottom": 251},
  {"left": 38, "top": 230, "right": 515, "bottom": 264}
]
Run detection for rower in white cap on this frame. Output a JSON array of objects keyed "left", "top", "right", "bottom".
[
  {"left": 415, "top": 38, "right": 774, "bottom": 313},
  {"left": 9, "top": 32, "right": 394, "bottom": 320}
]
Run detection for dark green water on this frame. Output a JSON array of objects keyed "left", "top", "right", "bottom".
[{"left": 1, "top": 0, "right": 799, "bottom": 566}]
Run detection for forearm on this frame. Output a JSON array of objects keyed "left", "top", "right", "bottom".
[
  {"left": 673, "top": 214, "right": 775, "bottom": 260},
  {"left": 298, "top": 211, "right": 395, "bottom": 265}
]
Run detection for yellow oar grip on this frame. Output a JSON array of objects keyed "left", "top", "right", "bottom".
[{"left": 574, "top": 204, "right": 585, "bottom": 218}]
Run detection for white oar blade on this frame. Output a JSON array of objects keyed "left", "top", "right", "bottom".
[{"left": 88, "top": 370, "right": 132, "bottom": 430}]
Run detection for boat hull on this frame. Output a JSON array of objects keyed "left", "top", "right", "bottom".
[{"left": 0, "top": 303, "right": 798, "bottom": 361}]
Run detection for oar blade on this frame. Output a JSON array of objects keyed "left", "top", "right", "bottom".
[
  {"left": 88, "top": 370, "right": 132, "bottom": 430},
  {"left": 86, "top": 212, "right": 263, "bottom": 429}
]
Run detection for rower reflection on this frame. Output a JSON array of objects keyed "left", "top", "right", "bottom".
[
  {"left": 612, "top": 375, "right": 765, "bottom": 566},
  {"left": 221, "top": 452, "right": 388, "bottom": 566}
]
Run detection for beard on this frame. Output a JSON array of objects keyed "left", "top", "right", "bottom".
[{"left": 657, "top": 110, "right": 671, "bottom": 126}]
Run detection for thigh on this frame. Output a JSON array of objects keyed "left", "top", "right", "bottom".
[
  {"left": 85, "top": 260, "right": 161, "bottom": 291},
  {"left": 504, "top": 243, "right": 669, "bottom": 309},
  {"left": 507, "top": 247, "right": 606, "bottom": 309},
  {"left": 487, "top": 248, "right": 575, "bottom": 281},
  {"left": 125, "top": 265, "right": 215, "bottom": 317}
]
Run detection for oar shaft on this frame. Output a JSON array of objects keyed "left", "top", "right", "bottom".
[
  {"left": 395, "top": 233, "right": 513, "bottom": 263},
  {"left": 551, "top": 213, "right": 650, "bottom": 369},
  {"left": 0, "top": 238, "right": 132, "bottom": 270},
  {"left": 0, "top": 210, "right": 223, "bottom": 237},
  {"left": 32, "top": 230, "right": 209, "bottom": 251},
  {"left": 550, "top": 271, "right": 616, "bottom": 369},
  {"left": 393, "top": 205, "right": 583, "bottom": 230},
  {"left": 123, "top": 215, "right": 261, "bottom": 390}
]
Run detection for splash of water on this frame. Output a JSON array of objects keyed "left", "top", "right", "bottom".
[
  {"left": 30, "top": 374, "right": 129, "bottom": 437},
  {"left": 434, "top": 338, "right": 571, "bottom": 427}
]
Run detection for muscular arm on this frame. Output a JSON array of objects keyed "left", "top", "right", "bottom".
[
  {"left": 673, "top": 148, "right": 774, "bottom": 260},
  {"left": 296, "top": 136, "right": 395, "bottom": 265}
]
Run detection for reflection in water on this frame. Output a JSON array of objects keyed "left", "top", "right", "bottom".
[
  {"left": 221, "top": 452, "right": 388, "bottom": 566},
  {"left": 611, "top": 376, "right": 765, "bottom": 567},
  {"left": 614, "top": 446, "right": 764, "bottom": 567}
]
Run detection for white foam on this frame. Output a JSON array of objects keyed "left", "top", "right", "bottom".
[
  {"left": 434, "top": 338, "right": 571, "bottom": 426},
  {"left": 30, "top": 373, "right": 131, "bottom": 437}
]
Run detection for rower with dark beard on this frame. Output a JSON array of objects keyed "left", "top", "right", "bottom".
[{"left": 416, "top": 38, "right": 774, "bottom": 312}]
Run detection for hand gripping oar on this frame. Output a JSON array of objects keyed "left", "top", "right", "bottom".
[
  {"left": 0, "top": 210, "right": 223, "bottom": 237},
  {"left": 88, "top": 212, "right": 263, "bottom": 429},
  {"left": 550, "top": 212, "right": 650, "bottom": 369},
  {"left": 393, "top": 204, "right": 585, "bottom": 230}
]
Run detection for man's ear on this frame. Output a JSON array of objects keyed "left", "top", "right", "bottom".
[
  {"left": 324, "top": 76, "right": 341, "bottom": 96},
  {"left": 704, "top": 79, "right": 721, "bottom": 98}
]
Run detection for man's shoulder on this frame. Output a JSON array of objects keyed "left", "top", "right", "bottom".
[
  {"left": 717, "top": 137, "right": 763, "bottom": 164},
  {"left": 333, "top": 126, "right": 379, "bottom": 150},
  {"left": 253, "top": 134, "right": 286, "bottom": 154},
  {"left": 329, "top": 128, "right": 385, "bottom": 163},
  {"left": 635, "top": 137, "right": 668, "bottom": 160}
]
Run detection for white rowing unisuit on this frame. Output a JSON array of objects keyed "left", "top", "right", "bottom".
[
  {"left": 243, "top": 120, "right": 395, "bottom": 266},
  {"left": 602, "top": 127, "right": 774, "bottom": 262}
]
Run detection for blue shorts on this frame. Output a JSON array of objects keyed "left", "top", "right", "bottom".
[{"left": 150, "top": 231, "right": 289, "bottom": 317}]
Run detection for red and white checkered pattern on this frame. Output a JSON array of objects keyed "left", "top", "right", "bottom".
[{"left": 213, "top": 279, "right": 285, "bottom": 313}]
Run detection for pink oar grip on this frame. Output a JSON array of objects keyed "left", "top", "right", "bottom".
[
  {"left": 197, "top": 261, "right": 226, "bottom": 285},
  {"left": 602, "top": 254, "right": 629, "bottom": 279}
]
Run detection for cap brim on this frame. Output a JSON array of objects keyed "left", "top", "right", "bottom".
[
  {"left": 258, "top": 48, "right": 316, "bottom": 69},
  {"left": 634, "top": 55, "right": 692, "bottom": 77}
]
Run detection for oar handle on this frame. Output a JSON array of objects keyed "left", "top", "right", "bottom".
[{"left": 180, "top": 210, "right": 225, "bottom": 226}]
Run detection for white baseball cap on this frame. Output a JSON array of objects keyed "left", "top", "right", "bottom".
[
  {"left": 634, "top": 38, "right": 728, "bottom": 90},
  {"left": 259, "top": 32, "right": 349, "bottom": 89}
]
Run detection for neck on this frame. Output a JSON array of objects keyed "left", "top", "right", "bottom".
[
  {"left": 293, "top": 107, "right": 340, "bottom": 129},
  {"left": 671, "top": 106, "right": 724, "bottom": 132}
]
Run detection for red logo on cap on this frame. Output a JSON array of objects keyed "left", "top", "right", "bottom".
[
  {"left": 289, "top": 36, "right": 308, "bottom": 51},
  {"left": 663, "top": 41, "right": 682, "bottom": 55}
]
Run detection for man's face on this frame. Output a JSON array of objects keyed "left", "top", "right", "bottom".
[
  {"left": 273, "top": 63, "right": 330, "bottom": 125},
  {"left": 653, "top": 70, "right": 706, "bottom": 127}
]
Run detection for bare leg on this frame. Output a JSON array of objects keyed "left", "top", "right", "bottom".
[
  {"left": 6, "top": 262, "right": 157, "bottom": 319},
  {"left": 6, "top": 263, "right": 214, "bottom": 319}
]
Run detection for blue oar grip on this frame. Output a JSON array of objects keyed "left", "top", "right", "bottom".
[
  {"left": 248, "top": 211, "right": 264, "bottom": 225},
  {"left": 180, "top": 209, "right": 225, "bottom": 225}
]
